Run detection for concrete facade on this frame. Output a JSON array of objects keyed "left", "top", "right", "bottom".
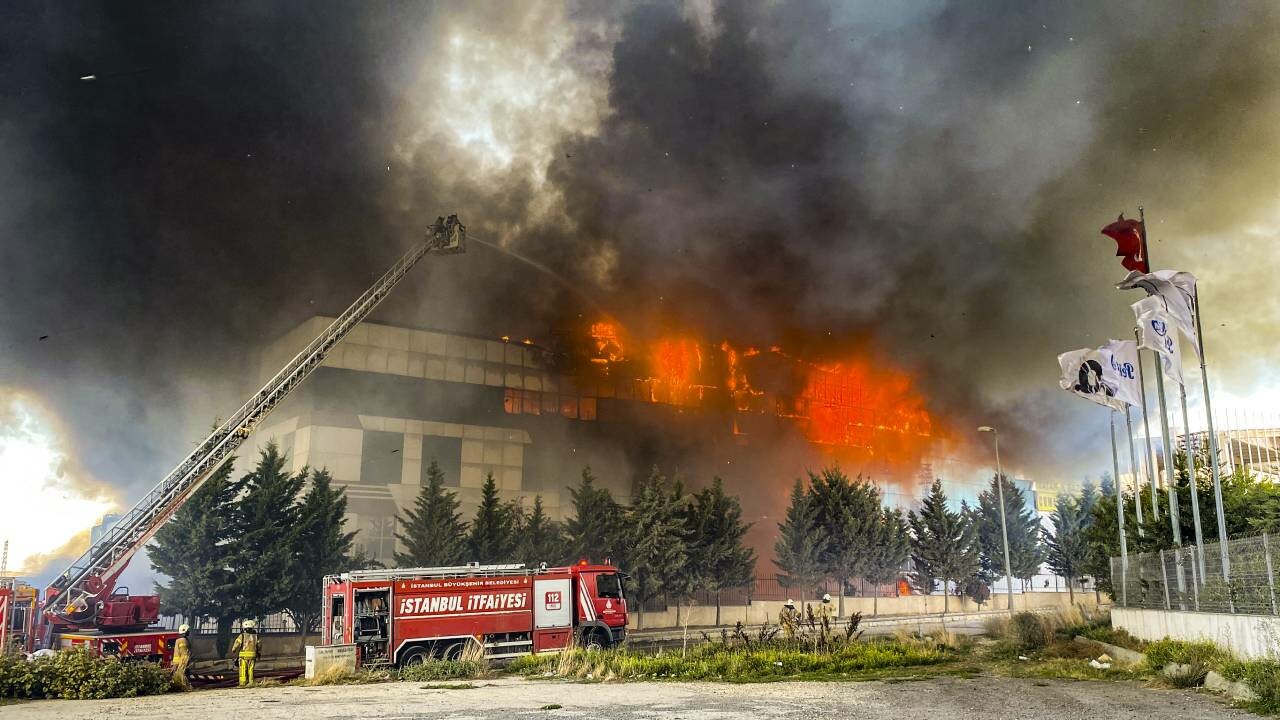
[
  {"left": 1113, "top": 607, "right": 1280, "bottom": 660},
  {"left": 249, "top": 316, "right": 598, "bottom": 564}
]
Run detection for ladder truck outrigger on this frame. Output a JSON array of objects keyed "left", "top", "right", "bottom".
[{"left": 29, "top": 215, "right": 467, "bottom": 663}]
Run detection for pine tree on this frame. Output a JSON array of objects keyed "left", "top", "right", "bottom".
[
  {"left": 808, "top": 467, "right": 881, "bottom": 617},
  {"left": 1079, "top": 478, "right": 1100, "bottom": 519},
  {"left": 564, "top": 467, "right": 622, "bottom": 565},
  {"left": 685, "top": 478, "right": 756, "bottom": 625},
  {"left": 863, "top": 507, "right": 911, "bottom": 616},
  {"left": 466, "top": 472, "right": 518, "bottom": 563},
  {"left": 1045, "top": 494, "right": 1088, "bottom": 602},
  {"left": 395, "top": 458, "right": 466, "bottom": 567},
  {"left": 623, "top": 466, "right": 688, "bottom": 624},
  {"left": 150, "top": 460, "right": 240, "bottom": 656},
  {"left": 231, "top": 442, "right": 306, "bottom": 620},
  {"left": 774, "top": 478, "right": 825, "bottom": 600},
  {"left": 975, "top": 474, "right": 1045, "bottom": 586},
  {"left": 284, "top": 468, "right": 356, "bottom": 634},
  {"left": 907, "top": 479, "right": 979, "bottom": 612},
  {"left": 1082, "top": 475, "right": 1148, "bottom": 600},
  {"left": 515, "top": 496, "right": 569, "bottom": 567}
]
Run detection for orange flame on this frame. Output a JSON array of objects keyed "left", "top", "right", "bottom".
[
  {"left": 798, "top": 360, "right": 934, "bottom": 463},
  {"left": 586, "top": 319, "right": 939, "bottom": 463},
  {"left": 589, "top": 321, "right": 625, "bottom": 363}
]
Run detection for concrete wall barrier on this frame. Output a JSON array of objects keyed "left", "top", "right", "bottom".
[
  {"left": 1113, "top": 607, "right": 1280, "bottom": 660},
  {"left": 632, "top": 591, "right": 1101, "bottom": 630},
  {"left": 190, "top": 632, "right": 321, "bottom": 662}
]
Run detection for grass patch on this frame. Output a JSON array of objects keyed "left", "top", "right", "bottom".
[
  {"left": 419, "top": 682, "right": 478, "bottom": 690},
  {"left": 540, "top": 704, "right": 563, "bottom": 710},
  {"left": 1219, "top": 659, "right": 1280, "bottom": 714},
  {"left": 507, "top": 637, "right": 950, "bottom": 683},
  {"left": 399, "top": 659, "right": 487, "bottom": 682},
  {"left": 1002, "top": 657, "right": 1148, "bottom": 683},
  {"left": 292, "top": 656, "right": 488, "bottom": 687}
]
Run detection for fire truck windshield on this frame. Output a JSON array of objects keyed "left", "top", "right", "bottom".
[{"left": 596, "top": 572, "right": 624, "bottom": 599}]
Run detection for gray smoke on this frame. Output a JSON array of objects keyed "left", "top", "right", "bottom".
[{"left": 1, "top": 0, "right": 1277, "bottom": 513}]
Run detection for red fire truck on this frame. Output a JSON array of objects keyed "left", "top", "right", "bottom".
[
  {"left": 1, "top": 580, "right": 38, "bottom": 654},
  {"left": 322, "top": 562, "right": 628, "bottom": 667}
]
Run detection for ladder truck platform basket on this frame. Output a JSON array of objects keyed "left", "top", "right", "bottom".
[{"left": 321, "top": 562, "right": 628, "bottom": 668}]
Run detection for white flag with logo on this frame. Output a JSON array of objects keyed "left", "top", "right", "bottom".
[
  {"left": 1096, "top": 339, "right": 1144, "bottom": 406},
  {"left": 1058, "top": 348, "right": 1124, "bottom": 410},
  {"left": 1132, "top": 296, "right": 1184, "bottom": 385},
  {"left": 1116, "top": 269, "right": 1199, "bottom": 355}
]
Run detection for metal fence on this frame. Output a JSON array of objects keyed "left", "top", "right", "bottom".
[
  {"left": 157, "top": 611, "right": 303, "bottom": 635},
  {"left": 1111, "top": 533, "right": 1280, "bottom": 615}
]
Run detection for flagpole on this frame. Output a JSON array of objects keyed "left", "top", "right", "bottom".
[
  {"left": 1111, "top": 409, "right": 1129, "bottom": 605},
  {"left": 1134, "top": 327, "right": 1160, "bottom": 520},
  {"left": 1180, "top": 385, "right": 1206, "bottom": 580},
  {"left": 1194, "top": 294, "right": 1230, "bottom": 580},
  {"left": 1154, "top": 362, "right": 1183, "bottom": 546},
  {"left": 1125, "top": 407, "right": 1145, "bottom": 535}
]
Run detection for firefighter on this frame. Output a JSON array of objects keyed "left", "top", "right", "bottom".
[
  {"left": 230, "top": 619, "right": 259, "bottom": 686},
  {"left": 778, "top": 599, "right": 799, "bottom": 639},
  {"left": 171, "top": 624, "right": 191, "bottom": 690},
  {"left": 816, "top": 593, "right": 835, "bottom": 623}
]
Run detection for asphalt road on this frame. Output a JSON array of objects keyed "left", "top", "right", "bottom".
[{"left": 3, "top": 675, "right": 1255, "bottom": 720}]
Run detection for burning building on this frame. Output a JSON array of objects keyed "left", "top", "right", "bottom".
[{"left": 253, "top": 316, "right": 965, "bottom": 566}]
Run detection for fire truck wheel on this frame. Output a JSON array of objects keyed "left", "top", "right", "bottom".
[
  {"left": 399, "top": 647, "right": 430, "bottom": 667},
  {"left": 439, "top": 642, "right": 465, "bottom": 661},
  {"left": 581, "top": 631, "right": 605, "bottom": 652}
]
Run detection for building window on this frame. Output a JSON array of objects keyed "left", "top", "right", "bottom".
[
  {"left": 503, "top": 388, "right": 594, "bottom": 421},
  {"left": 359, "top": 515, "right": 397, "bottom": 564},
  {"left": 359, "top": 430, "right": 404, "bottom": 486}
]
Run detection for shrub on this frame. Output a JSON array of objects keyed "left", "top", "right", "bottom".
[
  {"left": 1142, "top": 639, "right": 1230, "bottom": 671},
  {"left": 0, "top": 649, "right": 172, "bottom": 700},
  {"left": 1219, "top": 659, "right": 1280, "bottom": 713},
  {"left": 1009, "top": 612, "right": 1049, "bottom": 652}
]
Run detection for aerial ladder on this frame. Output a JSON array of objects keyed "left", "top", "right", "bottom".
[{"left": 41, "top": 215, "right": 466, "bottom": 634}]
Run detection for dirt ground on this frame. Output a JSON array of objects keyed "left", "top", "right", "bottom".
[{"left": 2, "top": 675, "right": 1258, "bottom": 720}]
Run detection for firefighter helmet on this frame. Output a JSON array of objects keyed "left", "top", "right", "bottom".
[
  {"left": 179, "top": 623, "right": 190, "bottom": 634},
  {"left": 821, "top": 593, "right": 832, "bottom": 603},
  {"left": 242, "top": 619, "right": 257, "bottom": 630},
  {"left": 784, "top": 598, "right": 795, "bottom": 608}
]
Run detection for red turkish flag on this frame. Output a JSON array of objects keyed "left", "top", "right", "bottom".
[{"left": 1101, "top": 214, "right": 1148, "bottom": 273}]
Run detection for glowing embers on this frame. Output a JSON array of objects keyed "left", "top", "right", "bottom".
[
  {"left": 589, "top": 322, "right": 625, "bottom": 365},
  {"left": 797, "top": 361, "right": 933, "bottom": 460}
]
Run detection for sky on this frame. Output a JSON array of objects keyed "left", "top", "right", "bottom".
[{"left": 1, "top": 0, "right": 1278, "bottom": 577}]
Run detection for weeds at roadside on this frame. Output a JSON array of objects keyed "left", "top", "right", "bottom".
[
  {"left": 507, "top": 630, "right": 950, "bottom": 683},
  {"left": 419, "top": 682, "right": 478, "bottom": 690}
]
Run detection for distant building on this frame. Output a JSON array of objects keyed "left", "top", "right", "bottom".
[
  {"left": 1179, "top": 425, "right": 1279, "bottom": 482},
  {"left": 1111, "top": 419, "right": 1278, "bottom": 498}
]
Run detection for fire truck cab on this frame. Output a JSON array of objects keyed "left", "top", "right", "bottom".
[{"left": 322, "top": 562, "right": 627, "bottom": 667}]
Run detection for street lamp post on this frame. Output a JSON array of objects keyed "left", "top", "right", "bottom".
[{"left": 979, "top": 426, "right": 1016, "bottom": 613}]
